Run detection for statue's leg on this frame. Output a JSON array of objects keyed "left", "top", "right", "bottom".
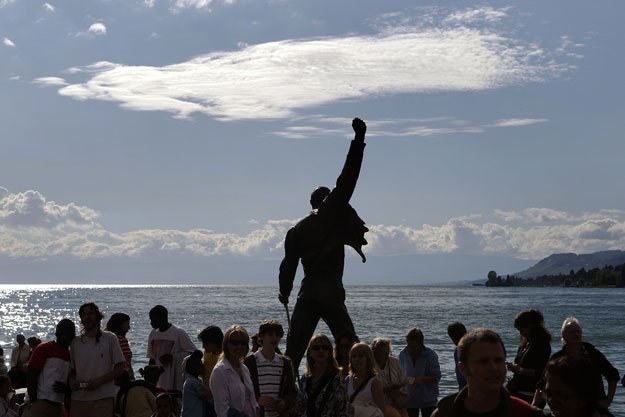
[
  {"left": 285, "top": 297, "right": 321, "bottom": 377},
  {"left": 322, "top": 302, "right": 357, "bottom": 345}
]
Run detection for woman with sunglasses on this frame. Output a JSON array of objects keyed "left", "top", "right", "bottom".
[
  {"left": 210, "top": 325, "right": 258, "bottom": 417},
  {"left": 296, "top": 334, "right": 347, "bottom": 417},
  {"left": 542, "top": 356, "right": 614, "bottom": 417},
  {"left": 346, "top": 343, "right": 384, "bottom": 417}
]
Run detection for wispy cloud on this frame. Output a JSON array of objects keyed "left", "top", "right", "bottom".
[
  {"left": 43, "top": 2, "right": 55, "bottom": 12},
  {"left": 443, "top": 6, "right": 510, "bottom": 25},
  {"left": 273, "top": 115, "right": 547, "bottom": 139},
  {"left": 32, "top": 77, "right": 68, "bottom": 87},
  {"left": 0, "top": 0, "right": 16, "bottom": 8},
  {"left": 38, "top": 7, "right": 570, "bottom": 121},
  {"left": 1, "top": 188, "right": 624, "bottom": 262},
  {"left": 3, "top": 37, "right": 16, "bottom": 48},
  {"left": 488, "top": 118, "right": 548, "bottom": 127},
  {"left": 9, "top": 75, "right": 20, "bottom": 81}
]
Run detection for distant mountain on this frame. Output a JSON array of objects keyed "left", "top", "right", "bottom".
[{"left": 513, "top": 250, "right": 625, "bottom": 279}]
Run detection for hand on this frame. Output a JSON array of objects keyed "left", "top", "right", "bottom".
[
  {"left": 278, "top": 293, "right": 288, "bottom": 306},
  {"left": 352, "top": 118, "right": 366, "bottom": 137},
  {"left": 598, "top": 398, "right": 612, "bottom": 409},
  {"left": 159, "top": 353, "right": 173, "bottom": 366},
  {"left": 258, "top": 395, "right": 277, "bottom": 408},
  {"left": 52, "top": 381, "right": 70, "bottom": 394}
]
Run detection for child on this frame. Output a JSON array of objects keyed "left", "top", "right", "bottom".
[
  {"left": 118, "top": 365, "right": 164, "bottom": 417},
  {"left": 181, "top": 351, "right": 209, "bottom": 417},
  {"left": 0, "top": 375, "right": 18, "bottom": 417},
  {"left": 152, "top": 393, "right": 176, "bottom": 417}
]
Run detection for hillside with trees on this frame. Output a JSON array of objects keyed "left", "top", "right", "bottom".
[{"left": 485, "top": 263, "right": 625, "bottom": 287}]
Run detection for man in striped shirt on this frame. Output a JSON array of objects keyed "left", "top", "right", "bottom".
[{"left": 245, "top": 321, "right": 297, "bottom": 417}]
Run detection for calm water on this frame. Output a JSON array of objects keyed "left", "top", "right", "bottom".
[{"left": 1, "top": 285, "right": 624, "bottom": 414}]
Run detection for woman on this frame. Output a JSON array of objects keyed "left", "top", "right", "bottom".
[
  {"left": 209, "top": 325, "right": 257, "bottom": 417},
  {"left": 506, "top": 309, "right": 551, "bottom": 403},
  {"left": 336, "top": 334, "right": 358, "bottom": 378},
  {"left": 106, "top": 312, "right": 135, "bottom": 380},
  {"left": 296, "top": 333, "right": 347, "bottom": 417},
  {"left": 542, "top": 356, "right": 614, "bottom": 417},
  {"left": 533, "top": 317, "right": 619, "bottom": 410},
  {"left": 346, "top": 343, "right": 384, "bottom": 417},
  {"left": 371, "top": 338, "right": 408, "bottom": 417}
]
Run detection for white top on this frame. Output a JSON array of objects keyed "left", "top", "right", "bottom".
[
  {"left": 210, "top": 358, "right": 258, "bottom": 417},
  {"left": 346, "top": 375, "right": 375, "bottom": 406},
  {"left": 10, "top": 344, "right": 30, "bottom": 368},
  {"left": 147, "top": 324, "right": 196, "bottom": 392},
  {"left": 70, "top": 331, "right": 125, "bottom": 401}
]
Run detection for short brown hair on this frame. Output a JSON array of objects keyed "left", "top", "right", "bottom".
[
  {"left": 258, "top": 320, "right": 284, "bottom": 338},
  {"left": 405, "top": 327, "right": 424, "bottom": 344},
  {"left": 458, "top": 328, "right": 505, "bottom": 364}
]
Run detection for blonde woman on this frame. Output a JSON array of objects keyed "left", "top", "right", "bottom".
[
  {"left": 296, "top": 334, "right": 347, "bottom": 417},
  {"left": 210, "top": 325, "right": 258, "bottom": 417},
  {"left": 347, "top": 343, "right": 385, "bottom": 417},
  {"left": 371, "top": 338, "right": 408, "bottom": 417}
]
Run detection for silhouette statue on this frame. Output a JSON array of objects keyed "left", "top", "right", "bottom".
[{"left": 278, "top": 117, "right": 369, "bottom": 372}]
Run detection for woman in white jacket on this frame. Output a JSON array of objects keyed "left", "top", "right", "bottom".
[{"left": 210, "top": 325, "right": 258, "bottom": 417}]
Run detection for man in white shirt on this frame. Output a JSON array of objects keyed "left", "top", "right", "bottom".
[
  {"left": 8, "top": 334, "right": 30, "bottom": 388},
  {"left": 68, "top": 302, "right": 125, "bottom": 417},
  {"left": 147, "top": 305, "right": 196, "bottom": 393}
]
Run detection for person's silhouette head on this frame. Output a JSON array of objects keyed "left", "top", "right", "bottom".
[{"left": 310, "top": 186, "right": 330, "bottom": 209}]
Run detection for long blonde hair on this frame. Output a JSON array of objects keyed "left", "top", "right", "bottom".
[{"left": 349, "top": 342, "right": 377, "bottom": 377}]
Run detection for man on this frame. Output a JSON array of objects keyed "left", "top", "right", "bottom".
[
  {"left": 399, "top": 328, "right": 441, "bottom": 417},
  {"left": 8, "top": 334, "right": 30, "bottom": 387},
  {"left": 431, "top": 328, "right": 544, "bottom": 417},
  {"left": 198, "top": 325, "right": 224, "bottom": 417},
  {"left": 22, "top": 319, "right": 76, "bottom": 417},
  {"left": 447, "top": 322, "right": 467, "bottom": 390},
  {"left": 147, "top": 305, "right": 196, "bottom": 393},
  {"left": 69, "top": 302, "right": 126, "bottom": 416},
  {"left": 278, "top": 117, "right": 368, "bottom": 371},
  {"left": 244, "top": 320, "right": 297, "bottom": 417}
]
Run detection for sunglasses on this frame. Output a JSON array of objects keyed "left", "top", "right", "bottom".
[
  {"left": 309, "top": 345, "right": 332, "bottom": 351},
  {"left": 229, "top": 339, "right": 248, "bottom": 347}
]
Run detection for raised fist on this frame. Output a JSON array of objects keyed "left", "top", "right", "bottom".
[{"left": 352, "top": 118, "right": 366, "bottom": 136}]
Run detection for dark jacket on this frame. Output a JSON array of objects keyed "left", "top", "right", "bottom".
[
  {"left": 244, "top": 353, "right": 298, "bottom": 417},
  {"left": 431, "top": 387, "right": 545, "bottom": 417},
  {"left": 548, "top": 342, "right": 620, "bottom": 399},
  {"left": 278, "top": 139, "right": 366, "bottom": 304}
]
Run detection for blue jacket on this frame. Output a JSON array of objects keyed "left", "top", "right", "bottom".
[{"left": 399, "top": 346, "right": 441, "bottom": 408}]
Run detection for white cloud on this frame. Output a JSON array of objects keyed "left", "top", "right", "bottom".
[
  {"left": 9, "top": 75, "right": 20, "bottom": 81},
  {"left": 489, "top": 118, "right": 548, "bottom": 127},
  {"left": 32, "top": 77, "right": 68, "bottom": 87},
  {"left": 3, "top": 37, "right": 16, "bottom": 48},
  {"left": 0, "top": 0, "right": 15, "bottom": 7},
  {"left": 1, "top": 189, "right": 624, "bottom": 263},
  {"left": 43, "top": 2, "right": 55, "bottom": 12},
  {"left": 42, "top": 7, "right": 568, "bottom": 121},
  {"left": 169, "top": 0, "right": 234, "bottom": 12},
  {"left": 144, "top": 0, "right": 156, "bottom": 7},
  {"left": 88, "top": 22, "right": 107, "bottom": 36}
]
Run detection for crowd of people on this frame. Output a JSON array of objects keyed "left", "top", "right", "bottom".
[{"left": 0, "top": 303, "right": 623, "bottom": 417}]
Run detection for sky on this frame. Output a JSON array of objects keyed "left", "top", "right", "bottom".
[{"left": 1, "top": 0, "right": 624, "bottom": 284}]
